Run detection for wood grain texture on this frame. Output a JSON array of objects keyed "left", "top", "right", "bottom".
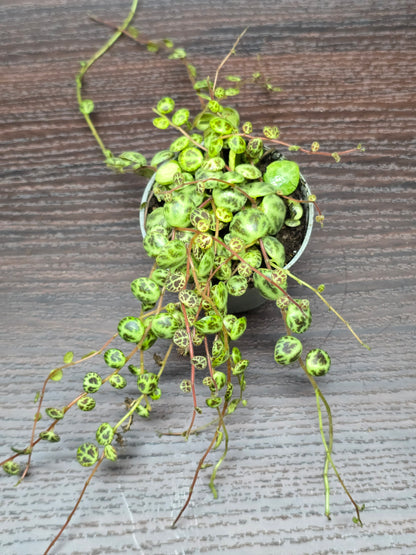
[{"left": 1, "top": 1, "right": 415, "bottom": 553}]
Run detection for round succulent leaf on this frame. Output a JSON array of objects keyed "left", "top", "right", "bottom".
[
  {"left": 235, "top": 164, "right": 262, "bottom": 180},
  {"left": 77, "top": 396, "right": 96, "bottom": 411},
  {"left": 104, "top": 445, "right": 118, "bottom": 462},
  {"left": 165, "top": 271, "right": 186, "bottom": 293},
  {"left": 131, "top": 277, "right": 161, "bottom": 305},
  {"left": 180, "top": 183, "right": 205, "bottom": 206},
  {"left": 49, "top": 368, "right": 63, "bottom": 381},
  {"left": 226, "top": 275, "right": 248, "bottom": 296},
  {"left": 221, "top": 106, "right": 240, "bottom": 127},
  {"left": 201, "top": 157, "right": 226, "bottom": 172},
  {"left": 287, "top": 199, "right": 304, "bottom": 220},
  {"left": 214, "top": 256, "right": 232, "bottom": 281},
  {"left": 227, "top": 135, "right": 246, "bottom": 154},
  {"left": 206, "top": 397, "right": 222, "bottom": 408},
  {"left": 109, "top": 374, "right": 127, "bottom": 389},
  {"left": 305, "top": 349, "right": 331, "bottom": 376},
  {"left": 137, "top": 372, "right": 159, "bottom": 394},
  {"left": 224, "top": 382, "right": 234, "bottom": 401},
  {"left": 155, "top": 160, "right": 181, "bottom": 186},
  {"left": 178, "top": 289, "right": 201, "bottom": 308},
  {"left": 223, "top": 314, "right": 237, "bottom": 332},
  {"left": 151, "top": 312, "right": 181, "bottom": 339},
  {"left": 171, "top": 108, "right": 190, "bottom": 126},
  {"left": 253, "top": 268, "right": 287, "bottom": 300},
  {"left": 76, "top": 443, "right": 99, "bottom": 467},
  {"left": 145, "top": 207, "right": 171, "bottom": 235},
  {"left": 213, "top": 371, "right": 227, "bottom": 389},
  {"left": 286, "top": 301, "right": 312, "bottom": 333},
  {"left": 163, "top": 193, "right": 196, "bottom": 228},
  {"left": 197, "top": 247, "right": 215, "bottom": 278},
  {"left": 211, "top": 281, "right": 228, "bottom": 310},
  {"left": 232, "top": 358, "right": 249, "bottom": 375},
  {"left": 242, "top": 247, "right": 262, "bottom": 268},
  {"left": 156, "top": 96, "right": 175, "bottom": 114},
  {"left": 153, "top": 116, "right": 170, "bottom": 130},
  {"left": 135, "top": 405, "right": 150, "bottom": 418},
  {"left": 39, "top": 431, "right": 60, "bottom": 442},
  {"left": 229, "top": 316, "right": 247, "bottom": 341},
  {"left": 274, "top": 335, "right": 303, "bottom": 365},
  {"left": 285, "top": 218, "right": 301, "bottom": 227},
  {"left": 230, "top": 207, "right": 270, "bottom": 243},
  {"left": 104, "top": 349, "right": 126, "bottom": 369},
  {"left": 140, "top": 329, "right": 158, "bottom": 351},
  {"left": 194, "top": 314, "right": 223, "bottom": 335},
  {"left": 209, "top": 116, "right": 235, "bottom": 135},
  {"left": 259, "top": 194, "right": 287, "bottom": 235},
  {"left": 246, "top": 137, "right": 263, "bottom": 157},
  {"left": 156, "top": 240, "right": 187, "bottom": 270},
  {"left": 263, "top": 160, "right": 300, "bottom": 195},
  {"left": 119, "top": 151, "right": 147, "bottom": 169},
  {"left": 262, "top": 236, "right": 286, "bottom": 267},
  {"left": 222, "top": 170, "right": 246, "bottom": 185},
  {"left": 82, "top": 372, "right": 103, "bottom": 393},
  {"left": 96, "top": 423, "right": 114, "bottom": 446},
  {"left": 150, "top": 387, "right": 162, "bottom": 400},
  {"left": 231, "top": 346, "right": 241, "bottom": 364},
  {"left": 212, "top": 187, "right": 247, "bottom": 213},
  {"left": 190, "top": 207, "right": 211, "bottom": 231},
  {"left": 211, "top": 337, "right": 225, "bottom": 358},
  {"left": 212, "top": 349, "right": 230, "bottom": 367},
  {"left": 117, "top": 317, "right": 145, "bottom": 343},
  {"left": 151, "top": 149, "right": 175, "bottom": 167},
  {"left": 195, "top": 168, "right": 224, "bottom": 190},
  {"left": 191, "top": 355, "right": 207, "bottom": 369},
  {"left": 239, "top": 181, "right": 275, "bottom": 198},
  {"left": 169, "top": 136, "right": 190, "bottom": 153},
  {"left": 3, "top": 461, "right": 21, "bottom": 475},
  {"left": 45, "top": 407, "right": 65, "bottom": 420},
  {"left": 178, "top": 147, "right": 204, "bottom": 172},
  {"left": 143, "top": 231, "right": 169, "bottom": 257},
  {"left": 173, "top": 329, "right": 190, "bottom": 350}
]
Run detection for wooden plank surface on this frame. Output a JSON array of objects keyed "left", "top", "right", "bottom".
[{"left": 1, "top": 1, "right": 415, "bottom": 553}]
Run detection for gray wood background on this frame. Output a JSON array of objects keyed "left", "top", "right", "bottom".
[{"left": 1, "top": 1, "right": 415, "bottom": 553}]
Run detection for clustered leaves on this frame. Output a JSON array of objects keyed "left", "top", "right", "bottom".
[{"left": 1, "top": 3, "right": 367, "bottom": 552}]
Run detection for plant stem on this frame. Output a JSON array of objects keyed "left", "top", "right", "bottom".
[
  {"left": 44, "top": 453, "right": 106, "bottom": 555},
  {"left": 172, "top": 430, "right": 219, "bottom": 528},
  {"left": 285, "top": 269, "right": 370, "bottom": 350},
  {"left": 211, "top": 28, "right": 248, "bottom": 94},
  {"left": 75, "top": 0, "right": 139, "bottom": 157}
]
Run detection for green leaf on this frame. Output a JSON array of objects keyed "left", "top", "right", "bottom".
[
  {"left": 146, "top": 42, "right": 159, "bottom": 53},
  {"left": 119, "top": 151, "right": 147, "bottom": 168},
  {"left": 168, "top": 47, "right": 186, "bottom": 59},
  {"left": 63, "top": 351, "right": 74, "bottom": 364},
  {"left": 79, "top": 99, "right": 94, "bottom": 115},
  {"left": 263, "top": 160, "right": 300, "bottom": 195},
  {"left": 187, "top": 63, "right": 197, "bottom": 78},
  {"left": 49, "top": 368, "right": 63, "bottom": 382},
  {"left": 194, "top": 315, "right": 223, "bottom": 335},
  {"left": 225, "top": 75, "right": 241, "bottom": 82},
  {"left": 127, "top": 25, "right": 140, "bottom": 39},
  {"left": 210, "top": 116, "right": 235, "bottom": 135}
]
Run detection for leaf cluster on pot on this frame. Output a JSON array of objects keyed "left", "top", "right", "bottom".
[{"left": 0, "top": 1, "right": 369, "bottom": 552}]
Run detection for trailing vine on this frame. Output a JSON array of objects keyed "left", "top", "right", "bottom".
[{"left": 1, "top": 1, "right": 368, "bottom": 553}]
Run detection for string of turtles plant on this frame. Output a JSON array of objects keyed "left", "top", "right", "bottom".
[{"left": 1, "top": 1, "right": 369, "bottom": 553}]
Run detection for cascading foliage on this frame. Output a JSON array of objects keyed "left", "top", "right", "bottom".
[{"left": 0, "top": 1, "right": 368, "bottom": 552}]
